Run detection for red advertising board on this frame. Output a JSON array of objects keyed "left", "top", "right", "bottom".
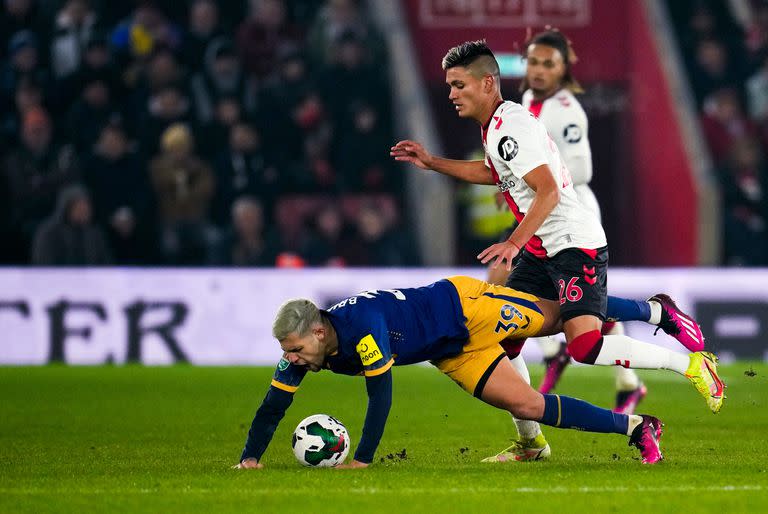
[
  {"left": 418, "top": 0, "right": 591, "bottom": 28},
  {"left": 401, "top": 0, "right": 697, "bottom": 265},
  {"left": 403, "top": 0, "right": 628, "bottom": 82}
]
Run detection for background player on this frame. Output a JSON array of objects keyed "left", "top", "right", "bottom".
[
  {"left": 234, "top": 276, "right": 723, "bottom": 470},
  {"left": 389, "top": 41, "right": 722, "bottom": 427}
]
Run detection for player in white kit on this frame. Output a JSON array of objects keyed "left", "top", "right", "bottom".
[
  {"left": 494, "top": 29, "right": 647, "bottom": 414},
  {"left": 391, "top": 39, "right": 723, "bottom": 463}
]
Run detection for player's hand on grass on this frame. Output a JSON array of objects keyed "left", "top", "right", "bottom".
[
  {"left": 232, "top": 458, "right": 263, "bottom": 469},
  {"left": 335, "top": 460, "right": 369, "bottom": 469},
  {"left": 390, "top": 140, "right": 434, "bottom": 170},
  {"left": 478, "top": 240, "right": 520, "bottom": 271}
]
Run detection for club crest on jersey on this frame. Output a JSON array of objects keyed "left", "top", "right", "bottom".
[
  {"left": 563, "top": 123, "right": 582, "bottom": 143},
  {"left": 278, "top": 357, "right": 290, "bottom": 371},
  {"left": 497, "top": 136, "right": 518, "bottom": 161},
  {"left": 356, "top": 335, "right": 383, "bottom": 365}
]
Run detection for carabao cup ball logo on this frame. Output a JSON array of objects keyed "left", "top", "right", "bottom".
[
  {"left": 292, "top": 414, "right": 350, "bottom": 467},
  {"left": 497, "top": 136, "right": 518, "bottom": 161}
]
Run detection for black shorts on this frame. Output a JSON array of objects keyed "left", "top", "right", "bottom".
[{"left": 505, "top": 246, "right": 608, "bottom": 322}]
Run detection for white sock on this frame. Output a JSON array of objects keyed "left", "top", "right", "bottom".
[
  {"left": 604, "top": 323, "right": 642, "bottom": 391},
  {"left": 615, "top": 366, "right": 641, "bottom": 391},
  {"left": 536, "top": 336, "right": 562, "bottom": 359},
  {"left": 509, "top": 355, "right": 542, "bottom": 440},
  {"left": 626, "top": 415, "right": 643, "bottom": 435},
  {"left": 648, "top": 300, "right": 662, "bottom": 325},
  {"left": 596, "top": 334, "right": 690, "bottom": 374}
]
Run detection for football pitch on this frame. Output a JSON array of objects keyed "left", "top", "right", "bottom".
[{"left": 2, "top": 363, "right": 766, "bottom": 513}]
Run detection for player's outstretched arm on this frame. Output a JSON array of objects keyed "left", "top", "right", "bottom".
[
  {"left": 390, "top": 140, "right": 495, "bottom": 185},
  {"left": 236, "top": 385, "right": 296, "bottom": 468},
  {"left": 347, "top": 368, "right": 393, "bottom": 467}
]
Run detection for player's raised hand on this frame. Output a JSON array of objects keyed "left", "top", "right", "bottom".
[
  {"left": 232, "top": 458, "right": 263, "bottom": 469},
  {"left": 335, "top": 459, "right": 369, "bottom": 469},
  {"left": 390, "top": 140, "right": 434, "bottom": 170},
  {"left": 477, "top": 240, "right": 520, "bottom": 271}
]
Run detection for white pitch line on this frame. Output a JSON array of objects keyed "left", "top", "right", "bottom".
[{"left": 0, "top": 485, "right": 764, "bottom": 495}]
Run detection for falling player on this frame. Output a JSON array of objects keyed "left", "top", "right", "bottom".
[{"left": 234, "top": 276, "right": 723, "bottom": 469}]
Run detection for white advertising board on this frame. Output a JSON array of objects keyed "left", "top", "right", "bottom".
[{"left": 0, "top": 268, "right": 766, "bottom": 364}]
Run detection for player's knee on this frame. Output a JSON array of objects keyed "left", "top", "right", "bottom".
[
  {"left": 566, "top": 330, "right": 603, "bottom": 364},
  {"left": 500, "top": 338, "right": 526, "bottom": 359},
  {"left": 507, "top": 392, "right": 544, "bottom": 420}
]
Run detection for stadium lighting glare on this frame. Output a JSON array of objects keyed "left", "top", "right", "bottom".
[{"left": 496, "top": 53, "right": 526, "bottom": 78}]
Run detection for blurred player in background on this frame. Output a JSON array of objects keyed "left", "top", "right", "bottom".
[
  {"left": 390, "top": 40, "right": 722, "bottom": 461},
  {"left": 234, "top": 275, "right": 725, "bottom": 470},
  {"left": 487, "top": 29, "right": 646, "bottom": 414}
]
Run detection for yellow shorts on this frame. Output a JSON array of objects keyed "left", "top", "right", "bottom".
[{"left": 433, "top": 276, "right": 546, "bottom": 397}]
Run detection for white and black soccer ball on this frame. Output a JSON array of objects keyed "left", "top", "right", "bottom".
[{"left": 291, "top": 414, "right": 350, "bottom": 467}]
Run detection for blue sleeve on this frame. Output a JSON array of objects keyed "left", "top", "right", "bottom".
[
  {"left": 239, "top": 358, "right": 307, "bottom": 462},
  {"left": 353, "top": 368, "right": 393, "bottom": 464},
  {"left": 240, "top": 385, "right": 294, "bottom": 462},
  {"left": 354, "top": 312, "right": 394, "bottom": 377}
]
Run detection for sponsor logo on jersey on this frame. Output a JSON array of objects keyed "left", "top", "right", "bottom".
[
  {"left": 497, "top": 135, "right": 519, "bottom": 161},
  {"left": 563, "top": 123, "right": 582, "bottom": 143},
  {"left": 278, "top": 357, "right": 290, "bottom": 371},
  {"left": 356, "top": 334, "right": 383, "bottom": 365},
  {"left": 497, "top": 178, "right": 516, "bottom": 192}
]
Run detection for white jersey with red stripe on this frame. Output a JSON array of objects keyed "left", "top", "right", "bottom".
[
  {"left": 482, "top": 100, "right": 606, "bottom": 258},
  {"left": 522, "top": 88, "right": 600, "bottom": 217}
]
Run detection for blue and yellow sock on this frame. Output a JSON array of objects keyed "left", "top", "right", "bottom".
[{"left": 540, "top": 394, "right": 628, "bottom": 435}]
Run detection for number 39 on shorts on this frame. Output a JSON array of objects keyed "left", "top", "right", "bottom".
[{"left": 558, "top": 277, "right": 583, "bottom": 305}]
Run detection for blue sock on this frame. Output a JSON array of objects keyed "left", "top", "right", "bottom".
[
  {"left": 607, "top": 295, "right": 651, "bottom": 322},
  {"left": 541, "top": 394, "right": 628, "bottom": 434}
]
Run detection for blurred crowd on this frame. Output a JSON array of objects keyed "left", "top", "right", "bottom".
[
  {"left": 0, "top": 0, "right": 420, "bottom": 267},
  {"left": 671, "top": 0, "right": 768, "bottom": 265}
]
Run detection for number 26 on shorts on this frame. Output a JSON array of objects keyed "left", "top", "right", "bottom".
[{"left": 558, "top": 277, "right": 583, "bottom": 305}]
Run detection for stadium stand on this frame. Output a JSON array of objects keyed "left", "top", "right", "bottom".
[
  {"left": 0, "top": 0, "right": 413, "bottom": 267},
  {"left": 666, "top": 0, "right": 768, "bottom": 265}
]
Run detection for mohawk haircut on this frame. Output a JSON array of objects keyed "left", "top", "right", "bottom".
[{"left": 442, "top": 39, "right": 500, "bottom": 80}]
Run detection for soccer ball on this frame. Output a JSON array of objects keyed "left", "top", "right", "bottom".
[{"left": 292, "top": 414, "right": 350, "bottom": 467}]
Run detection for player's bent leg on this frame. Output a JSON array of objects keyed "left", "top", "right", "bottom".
[
  {"left": 562, "top": 315, "right": 603, "bottom": 364},
  {"left": 479, "top": 357, "right": 551, "bottom": 462},
  {"left": 563, "top": 316, "right": 725, "bottom": 412},
  {"left": 477, "top": 357, "right": 664, "bottom": 464},
  {"left": 508, "top": 355, "right": 543, "bottom": 439}
]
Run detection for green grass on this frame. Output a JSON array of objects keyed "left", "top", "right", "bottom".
[{"left": 1, "top": 363, "right": 767, "bottom": 513}]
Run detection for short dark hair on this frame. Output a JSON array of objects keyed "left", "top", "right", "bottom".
[
  {"left": 442, "top": 39, "right": 498, "bottom": 74},
  {"left": 520, "top": 28, "right": 583, "bottom": 93}
]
